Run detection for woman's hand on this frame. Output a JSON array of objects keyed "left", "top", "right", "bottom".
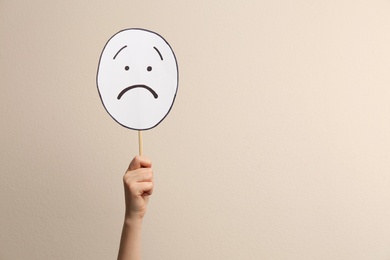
[{"left": 123, "top": 156, "right": 154, "bottom": 220}]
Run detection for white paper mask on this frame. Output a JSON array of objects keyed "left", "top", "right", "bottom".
[{"left": 97, "top": 28, "right": 178, "bottom": 130}]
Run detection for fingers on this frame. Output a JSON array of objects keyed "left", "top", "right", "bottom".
[
  {"left": 124, "top": 156, "right": 154, "bottom": 197},
  {"left": 128, "top": 156, "right": 152, "bottom": 171},
  {"left": 135, "top": 182, "right": 154, "bottom": 196},
  {"left": 124, "top": 170, "right": 154, "bottom": 196},
  {"left": 125, "top": 167, "right": 153, "bottom": 182}
]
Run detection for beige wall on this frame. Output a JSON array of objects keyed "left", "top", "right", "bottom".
[{"left": 1, "top": 1, "right": 390, "bottom": 259}]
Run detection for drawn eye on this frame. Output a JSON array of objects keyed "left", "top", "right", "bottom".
[
  {"left": 124, "top": 66, "right": 129, "bottom": 71},
  {"left": 147, "top": 66, "right": 152, "bottom": 72}
]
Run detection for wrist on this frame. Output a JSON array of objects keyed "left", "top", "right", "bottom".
[{"left": 124, "top": 213, "right": 144, "bottom": 226}]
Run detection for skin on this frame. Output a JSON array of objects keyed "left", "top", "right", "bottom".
[{"left": 118, "top": 156, "right": 154, "bottom": 260}]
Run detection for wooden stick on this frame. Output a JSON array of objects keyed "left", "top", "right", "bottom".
[{"left": 138, "top": 130, "right": 143, "bottom": 156}]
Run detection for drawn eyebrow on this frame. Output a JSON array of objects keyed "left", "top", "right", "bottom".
[
  {"left": 153, "top": 46, "right": 163, "bottom": 61},
  {"left": 113, "top": 45, "right": 127, "bottom": 60}
]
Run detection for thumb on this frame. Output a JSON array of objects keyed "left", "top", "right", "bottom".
[{"left": 128, "top": 156, "right": 152, "bottom": 171}]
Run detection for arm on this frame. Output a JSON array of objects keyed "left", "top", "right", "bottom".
[{"left": 118, "top": 156, "right": 154, "bottom": 260}]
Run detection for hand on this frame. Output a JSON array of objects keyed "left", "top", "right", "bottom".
[{"left": 123, "top": 156, "right": 154, "bottom": 220}]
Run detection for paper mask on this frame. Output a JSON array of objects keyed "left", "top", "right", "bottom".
[{"left": 97, "top": 28, "right": 178, "bottom": 130}]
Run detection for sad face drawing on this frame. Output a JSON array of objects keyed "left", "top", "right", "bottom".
[{"left": 97, "top": 28, "right": 178, "bottom": 130}]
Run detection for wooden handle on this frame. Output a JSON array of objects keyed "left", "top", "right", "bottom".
[{"left": 138, "top": 131, "right": 143, "bottom": 156}]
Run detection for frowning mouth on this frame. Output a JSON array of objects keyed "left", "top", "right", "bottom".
[{"left": 117, "top": 84, "right": 158, "bottom": 100}]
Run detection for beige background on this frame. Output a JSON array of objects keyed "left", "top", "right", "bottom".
[{"left": 1, "top": 1, "right": 390, "bottom": 259}]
